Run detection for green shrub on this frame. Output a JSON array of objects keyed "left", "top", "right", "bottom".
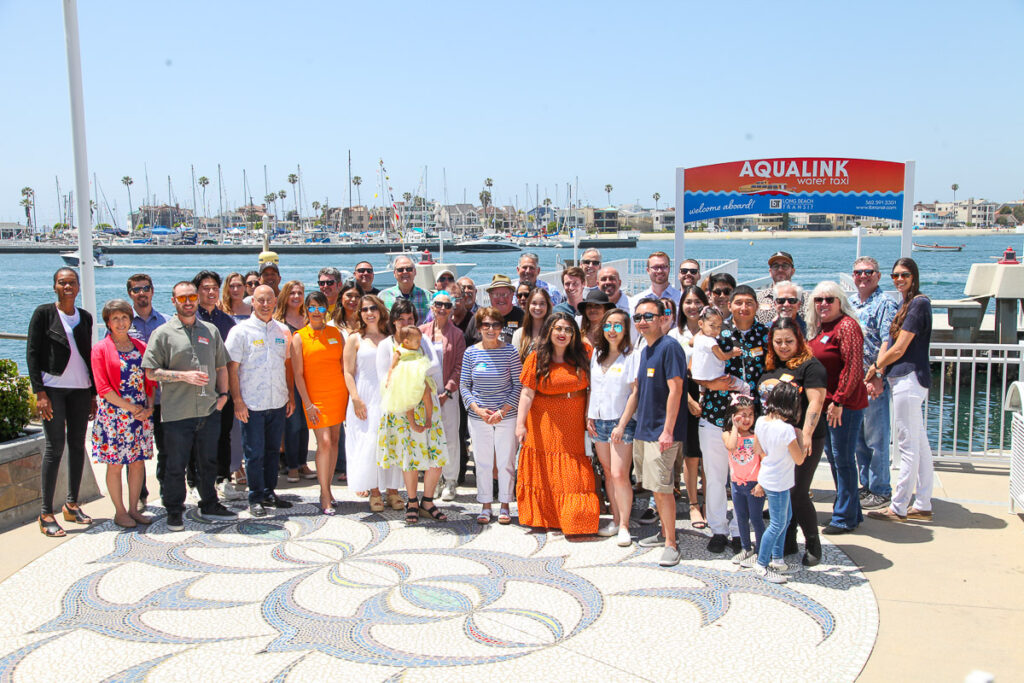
[{"left": 0, "top": 359, "right": 31, "bottom": 442}]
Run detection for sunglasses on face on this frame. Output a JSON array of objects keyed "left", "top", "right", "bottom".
[
  {"left": 775, "top": 297, "right": 798, "bottom": 305},
  {"left": 437, "top": 276, "right": 454, "bottom": 282},
  {"left": 479, "top": 321, "right": 502, "bottom": 330},
  {"left": 355, "top": 267, "right": 374, "bottom": 274},
  {"left": 603, "top": 322, "right": 624, "bottom": 333},
  {"left": 433, "top": 301, "right": 453, "bottom": 310},
  {"left": 360, "top": 305, "right": 378, "bottom": 313},
  {"left": 853, "top": 269, "right": 876, "bottom": 276},
  {"left": 712, "top": 288, "right": 732, "bottom": 296},
  {"left": 129, "top": 285, "right": 152, "bottom": 294},
  {"left": 633, "top": 312, "right": 658, "bottom": 322},
  {"left": 581, "top": 259, "right": 601, "bottom": 266},
  {"left": 813, "top": 296, "right": 836, "bottom": 304},
  {"left": 395, "top": 266, "right": 414, "bottom": 274},
  {"left": 318, "top": 279, "right": 336, "bottom": 287},
  {"left": 770, "top": 263, "right": 793, "bottom": 270},
  {"left": 551, "top": 326, "right": 575, "bottom": 335},
  {"left": 173, "top": 294, "right": 199, "bottom": 303},
  {"left": 308, "top": 306, "right": 328, "bottom": 314},
  {"left": 679, "top": 268, "right": 699, "bottom": 275},
  {"left": 245, "top": 280, "right": 259, "bottom": 287},
  {"left": 517, "top": 292, "right": 530, "bottom": 299},
  {"left": 891, "top": 272, "right": 912, "bottom": 280}
]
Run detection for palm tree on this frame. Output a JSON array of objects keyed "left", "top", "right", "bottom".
[
  {"left": 604, "top": 184, "right": 613, "bottom": 206},
  {"left": 652, "top": 192, "right": 661, "bottom": 211},
  {"left": 311, "top": 200, "right": 321, "bottom": 224},
  {"left": 121, "top": 176, "right": 134, "bottom": 230},
  {"left": 287, "top": 173, "right": 299, "bottom": 222},
  {"left": 352, "top": 175, "right": 362, "bottom": 206},
  {"left": 951, "top": 183, "right": 959, "bottom": 204},
  {"left": 479, "top": 190, "right": 492, "bottom": 228},
  {"left": 197, "top": 176, "right": 209, "bottom": 222},
  {"left": 20, "top": 187, "right": 34, "bottom": 229},
  {"left": 264, "top": 193, "right": 277, "bottom": 218}
]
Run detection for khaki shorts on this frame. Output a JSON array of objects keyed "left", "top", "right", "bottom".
[{"left": 632, "top": 440, "right": 682, "bottom": 494}]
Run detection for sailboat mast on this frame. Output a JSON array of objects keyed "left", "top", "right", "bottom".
[
  {"left": 217, "top": 164, "right": 224, "bottom": 230},
  {"left": 191, "top": 165, "right": 198, "bottom": 228}
]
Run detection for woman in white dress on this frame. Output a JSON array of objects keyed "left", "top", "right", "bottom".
[{"left": 343, "top": 294, "right": 402, "bottom": 511}]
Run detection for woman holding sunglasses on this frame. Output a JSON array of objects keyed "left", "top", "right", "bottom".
[
  {"left": 290, "top": 291, "right": 349, "bottom": 514},
  {"left": 867, "top": 258, "right": 934, "bottom": 524},
  {"left": 586, "top": 308, "right": 638, "bottom": 546},
  {"left": 421, "top": 289, "right": 466, "bottom": 502},
  {"left": 806, "top": 282, "right": 868, "bottom": 535}
]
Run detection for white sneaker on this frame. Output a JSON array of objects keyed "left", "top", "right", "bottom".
[
  {"left": 186, "top": 487, "right": 201, "bottom": 504},
  {"left": 755, "top": 564, "right": 787, "bottom": 584},
  {"left": 441, "top": 481, "right": 457, "bottom": 502},
  {"left": 218, "top": 480, "right": 246, "bottom": 501},
  {"left": 597, "top": 522, "right": 618, "bottom": 537},
  {"left": 739, "top": 553, "right": 758, "bottom": 569},
  {"left": 616, "top": 526, "right": 632, "bottom": 547},
  {"left": 732, "top": 548, "right": 756, "bottom": 565},
  {"left": 769, "top": 559, "right": 793, "bottom": 573},
  {"left": 434, "top": 477, "right": 445, "bottom": 499}
]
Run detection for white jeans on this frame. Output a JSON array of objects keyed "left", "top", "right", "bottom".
[
  {"left": 698, "top": 418, "right": 739, "bottom": 538},
  {"left": 467, "top": 417, "right": 517, "bottom": 504},
  {"left": 890, "top": 373, "right": 933, "bottom": 515},
  {"left": 440, "top": 397, "right": 460, "bottom": 481}
]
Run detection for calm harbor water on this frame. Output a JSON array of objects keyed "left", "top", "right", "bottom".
[{"left": 1, "top": 232, "right": 1019, "bottom": 373}]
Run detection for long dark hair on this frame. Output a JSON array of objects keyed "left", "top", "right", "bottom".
[
  {"left": 357, "top": 294, "right": 392, "bottom": 336},
  {"left": 889, "top": 257, "right": 923, "bottom": 342},
  {"left": 677, "top": 285, "right": 709, "bottom": 333},
  {"left": 595, "top": 309, "right": 633, "bottom": 363},
  {"left": 535, "top": 312, "right": 589, "bottom": 383},
  {"left": 762, "top": 381, "right": 802, "bottom": 424},
  {"left": 389, "top": 298, "right": 418, "bottom": 326},
  {"left": 331, "top": 279, "right": 361, "bottom": 327},
  {"left": 765, "top": 317, "right": 813, "bottom": 370},
  {"left": 518, "top": 287, "right": 552, "bottom": 359}
]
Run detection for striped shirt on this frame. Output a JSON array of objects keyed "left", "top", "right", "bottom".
[{"left": 460, "top": 343, "right": 522, "bottom": 419}]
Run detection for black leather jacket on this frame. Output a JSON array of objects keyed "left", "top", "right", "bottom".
[{"left": 26, "top": 303, "right": 96, "bottom": 395}]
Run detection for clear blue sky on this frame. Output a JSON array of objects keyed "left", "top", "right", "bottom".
[{"left": 1, "top": 0, "right": 1021, "bottom": 227}]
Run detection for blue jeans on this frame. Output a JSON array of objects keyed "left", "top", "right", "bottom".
[
  {"left": 162, "top": 411, "right": 221, "bottom": 515},
  {"left": 758, "top": 489, "right": 791, "bottom": 567},
  {"left": 240, "top": 406, "right": 287, "bottom": 503},
  {"left": 825, "top": 406, "right": 865, "bottom": 530},
  {"left": 284, "top": 388, "right": 310, "bottom": 469},
  {"left": 731, "top": 481, "right": 765, "bottom": 551},
  {"left": 855, "top": 382, "right": 891, "bottom": 497}
]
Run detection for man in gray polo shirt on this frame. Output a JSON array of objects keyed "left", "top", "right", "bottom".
[{"left": 142, "top": 281, "right": 236, "bottom": 531}]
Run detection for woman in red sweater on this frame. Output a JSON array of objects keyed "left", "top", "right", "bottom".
[{"left": 806, "top": 282, "right": 868, "bottom": 535}]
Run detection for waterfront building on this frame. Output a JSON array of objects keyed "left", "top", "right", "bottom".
[
  {"left": 583, "top": 207, "right": 619, "bottom": 232},
  {"left": 435, "top": 204, "right": 479, "bottom": 233},
  {"left": 651, "top": 209, "right": 675, "bottom": 232}
]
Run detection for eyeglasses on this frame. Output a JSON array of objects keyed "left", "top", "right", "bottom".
[
  {"left": 603, "top": 322, "right": 624, "bottom": 333},
  {"left": 360, "top": 305, "right": 378, "bottom": 313},
  {"left": 432, "top": 301, "right": 453, "bottom": 310},
  {"left": 308, "top": 306, "right": 328, "bottom": 314},
  {"left": 516, "top": 291, "right": 531, "bottom": 298},
  {"left": 853, "top": 269, "right": 877, "bottom": 276},
  {"left": 355, "top": 267, "right": 374, "bottom": 274},
  {"left": 317, "top": 279, "right": 336, "bottom": 287},
  {"left": 891, "top": 272, "right": 912, "bottom": 281},
  {"left": 632, "top": 312, "right": 658, "bottom": 322},
  {"left": 775, "top": 297, "right": 798, "bottom": 305},
  {"left": 173, "top": 294, "right": 199, "bottom": 304},
  {"left": 711, "top": 288, "right": 732, "bottom": 296},
  {"left": 245, "top": 280, "right": 259, "bottom": 288},
  {"left": 813, "top": 296, "right": 836, "bottom": 304},
  {"left": 551, "top": 326, "right": 575, "bottom": 335},
  {"left": 129, "top": 285, "right": 152, "bottom": 294},
  {"left": 648, "top": 265, "right": 669, "bottom": 271},
  {"left": 581, "top": 259, "right": 601, "bottom": 266},
  {"left": 479, "top": 321, "right": 502, "bottom": 330},
  {"left": 770, "top": 263, "right": 793, "bottom": 270},
  {"left": 679, "top": 268, "right": 699, "bottom": 275},
  {"left": 395, "top": 266, "right": 414, "bottom": 274}
]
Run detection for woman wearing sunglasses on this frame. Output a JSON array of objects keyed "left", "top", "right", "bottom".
[
  {"left": 290, "top": 291, "right": 349, "bottom": 514},
  {"left": 420, "top": 289, "right": 466, "bottom": 502},
  {"left": 806, "top": 282, "right": 868, "bottom": 536},
  {"left": 866, "top": 258, "right": 934, "bottom": 524},
  {"left": 586, "top": 309, "right": 638, "bottom": 546},
  {"left": 273, "top": 281, "right": 316, "bottom": 483}
]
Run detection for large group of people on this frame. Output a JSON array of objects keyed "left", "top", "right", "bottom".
[{"left": 26, "top": 248, "right": 934, "bottom": 583}]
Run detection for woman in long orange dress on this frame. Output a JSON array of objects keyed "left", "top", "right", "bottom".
[
  {"left": 291, "top": 291, "right": 349, "bottom": 514},
  {"left": 515, "top": 312, "right": 600, "bottom": 535}
]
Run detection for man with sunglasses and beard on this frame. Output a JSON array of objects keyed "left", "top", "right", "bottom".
[
  {"left": 142, "top": 281, "right": 236, "bottom": 531},
  {"left": 353, "top": 261, "right": 379, "bottom": 296}
]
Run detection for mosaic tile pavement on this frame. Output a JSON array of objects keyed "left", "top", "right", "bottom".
[{"left": 0, "top": 491, "right": 877, "bottom": 682}]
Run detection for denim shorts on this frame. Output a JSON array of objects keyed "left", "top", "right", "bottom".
[{"left": 592, "top": 418, "right": 636, "bottom": 444}]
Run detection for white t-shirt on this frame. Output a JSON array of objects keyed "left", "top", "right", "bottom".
[
  {"left": 587, "top": 350, "right": 639, "bottom": 420},
  {"left": 690, "top": 333, "right": 726, "bottom": 381},
  {"left": 754, "top": 417, "right": 798, "bottom": 492},
  {"left": 42, "top": 308, "right": 92, "bottom": 389},
  {"left": 667, "top": 327, "right": 693, "bottom": 359}
]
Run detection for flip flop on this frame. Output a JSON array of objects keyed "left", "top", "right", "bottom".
[{"left": 689, "top": 504, "right": 707, "bottom": 530}]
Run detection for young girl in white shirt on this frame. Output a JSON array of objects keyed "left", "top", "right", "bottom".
[
  {"left": 691, "top": 306, "right": 748, "bottom": 394},
  {"left": 752, "top": 381, "right": 806, "bottom": 584}
]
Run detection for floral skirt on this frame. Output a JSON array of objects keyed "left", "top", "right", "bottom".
[
  {"left": 376, "top": 398, "right": 448, "bottom": 472},
  {"left": 91, "top": 398, "right": 153, "bottom": 465}
]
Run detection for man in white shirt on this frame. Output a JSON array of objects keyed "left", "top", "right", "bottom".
[
  {"left": 226, "top": 285, "right": 295, "bottom": 517},
  {"left": 631, "top": 251, "right": 681, "bottom": 312}
]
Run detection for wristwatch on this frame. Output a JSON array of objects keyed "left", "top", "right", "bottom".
[{"left": 218, "top": 392, "right": 229, "bottom": 398}]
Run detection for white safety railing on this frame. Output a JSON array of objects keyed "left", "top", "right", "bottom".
[{"left": 927, "top": 342, "right": 1022, "bottom": 463}]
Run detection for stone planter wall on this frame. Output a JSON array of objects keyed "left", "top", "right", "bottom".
[{"left": 0, "top": 425, "right": 100, "bottom": 532}]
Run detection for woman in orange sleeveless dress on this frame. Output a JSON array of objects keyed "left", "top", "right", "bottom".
[
  {"left": 515, "top": 312, "right": 600, "bottom": 535},
  {"left": 290, "top": 291, "right": 349, "bottom": 514}
]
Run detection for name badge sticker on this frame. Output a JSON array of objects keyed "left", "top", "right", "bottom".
[
  {"left": 507, "top": 321, "right": 519, "bottom": 329},
  {"left": 779, "top": 373, "right": 794, "bottom": 382},
  {"left": 750, "top": 347, "right": 763, "bottom": 357},
  {"left": 275, "top": 337, "right": 286, "bottom": 345},
  {"left": 327, "top": 338, "right": 339, "bottom": 345},
  {"left": 475, "top": 362, "right": 488, "bottom": 371},
  {"left": 820, "top": 335, "right": 830, "bottom": 344},
  {"left": 646, "top": 368, "right": 655, "bottom": 377},
  {"left": 253, "top": 339, "right": 265, "bottom": 347},
  {"left": 197, "top": 336, "right": 209, "bottom": 345}
]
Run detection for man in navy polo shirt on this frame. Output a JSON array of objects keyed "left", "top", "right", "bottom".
[{"left": 615, "top": 296, "right": 687, "bottom": 566}]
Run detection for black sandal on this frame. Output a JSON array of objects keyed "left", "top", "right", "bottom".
[
  {"left": 405, "top": 499, "right": 420, "bottom": 524},
  {"left": 418, "top": 496, "right": 448, "bottom": 522},
  {"left": 39, "top": 515, "right": 66, "bottom": 537},
  {"left": 62, "top": 504, "right": 92, "bottom": 525}
]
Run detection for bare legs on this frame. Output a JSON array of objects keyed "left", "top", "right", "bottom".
[
  {"left": 313, "top": 424, "right": 340, "bottom": 509},
  {"left": 106, "top": 461, "right": 148, "bottom": 527},
  {"left": 594, "top": 441, "right": 633, "bottom": 528}
]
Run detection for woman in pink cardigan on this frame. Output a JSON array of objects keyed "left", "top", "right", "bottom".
[{"left": 91, "top": 299, "right": 156, "bottom": 528}]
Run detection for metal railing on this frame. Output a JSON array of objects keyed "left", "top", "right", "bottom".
[{"left": 927, "top": 341, "right": 1022, "bottom": 463}]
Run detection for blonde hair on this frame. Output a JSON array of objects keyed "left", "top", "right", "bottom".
[
  {"left": 273, "top": 280, "right": 304, "bottom": 322},
  {"left": 218, "top": 272, "right": 244, "bottom": 314}
]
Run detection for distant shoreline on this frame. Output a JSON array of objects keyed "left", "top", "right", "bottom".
[{"left": 635, "top": 228, "right": 1011, "bottom": 241}]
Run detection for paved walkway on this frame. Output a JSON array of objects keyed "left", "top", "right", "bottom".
[{"left": 0, "top": 458, "right": 1019, "bottom": 682}]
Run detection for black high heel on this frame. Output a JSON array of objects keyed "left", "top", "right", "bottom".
[
  {"left": 62, "top": 504, "right": 92, "bottom": 525},
  {"left": 39, "top": 515, "right": 66, "bottom": 537},
  {"left": 418, "top": 496, "right": 448, "bottom": 522}
]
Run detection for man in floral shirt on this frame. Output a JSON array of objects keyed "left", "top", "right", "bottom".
[{"left": 694, "top": 285, "right": 769, "bottom": 555}]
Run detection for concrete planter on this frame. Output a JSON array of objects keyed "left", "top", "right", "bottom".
[{"left": 0, "top": 425, "right": 100, "bottom": 532}]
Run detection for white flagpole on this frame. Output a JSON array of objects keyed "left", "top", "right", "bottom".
[{"left": 62, "top": 0, "right": 96, "bottom": 336}]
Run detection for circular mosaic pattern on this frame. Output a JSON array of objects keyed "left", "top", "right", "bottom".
[{"left": 0, "top": 497, "right": 877, "bottom": 681}]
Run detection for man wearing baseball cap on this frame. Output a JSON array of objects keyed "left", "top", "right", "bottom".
[
  {"left": 756, "top": 251, "right": 798, "bottom": 326},
  {"left": 464, "top": 274, "right": 525, "bottom": 345}
]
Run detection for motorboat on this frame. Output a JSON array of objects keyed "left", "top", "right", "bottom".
[
  {"left": 60, "top": 247, "right": 113, "bottom": 268},
  {"left": 912, "top": 242, "right": 964, "bottom": 252},
  {"left": 457, "top": 236, "right": 521, "bottom": 252}
]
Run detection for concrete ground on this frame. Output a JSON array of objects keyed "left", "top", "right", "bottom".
[{"left": 0, "top": 455, "right": 1020, "bottom": 682}]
